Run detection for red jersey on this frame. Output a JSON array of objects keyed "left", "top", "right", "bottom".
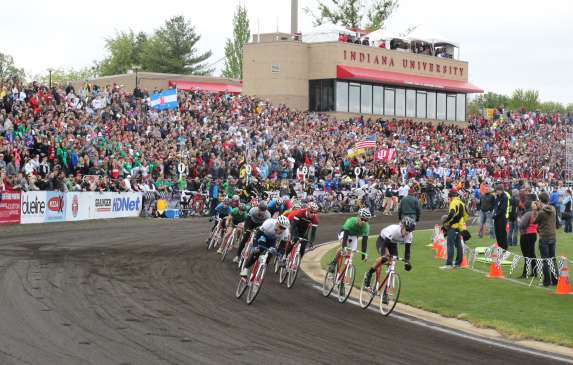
[{"left": 287, "top": 208, "right": 319, "bottom": 227}]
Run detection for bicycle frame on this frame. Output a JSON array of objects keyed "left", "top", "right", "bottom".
[
  {"left": 335, "top": 249, "right": 354, "bottom": 285},
  {"left": 249, "top": 251, "right": 270, "bottom": 286}
]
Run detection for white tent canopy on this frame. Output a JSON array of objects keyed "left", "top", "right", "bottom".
[
  {"left": 303, "top": 23, "right": 353, "bottom": 43},
  {"left": 367, "top": 25, "right": 458, "bottom": 47}
]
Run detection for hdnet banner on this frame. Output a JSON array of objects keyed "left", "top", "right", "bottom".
[
  {"left": 92, "top": 192, "right": 142, "bottom": 219},
  {"left": 150, "top": 88, "right": 178, "bottom": 110}
]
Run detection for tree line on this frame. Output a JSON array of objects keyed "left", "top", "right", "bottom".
[{"left": 468, "top": 90, "right": 573, "bottom": 115}]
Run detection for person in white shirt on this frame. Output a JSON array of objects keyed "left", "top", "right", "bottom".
[{"left": 240, "top": 216, "right": 290, "bottom": 276}]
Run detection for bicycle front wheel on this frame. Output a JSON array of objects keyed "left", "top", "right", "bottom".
[
  {"left": 322, "top": 264, "right": 336, "bottom": 297},
  {"left": 359, "top": 275, "right": 377, "bottom": 309},
  {"left": 235, "top": 276, "right": 248, "bottom": 299},
  {"left": 338, "top": 264, "right": 355, "bottom": 304},
  {"left": 246, "top": 264, "right": 266, "bottom": 305},
  {"left": 208, "top": 226, "right": 220, "bottom": 250},
  {"left": 379, "top": 272, "right": 401, "bottom": 316},
  {"left": 221, "top": 234, "right": 234, "bottom": 262},
  {"left": 286, "top": 253, "right": 301, "bottom": 289},
  {"left": 279, "top": 263, "right": 288, "bottom": 284}
]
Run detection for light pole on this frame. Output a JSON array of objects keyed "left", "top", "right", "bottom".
[
  {"left": 47, "top": 68, "right": 54, "bottom": 88},
  {"left": 132, "top": 65, "right": 141, "bottom": 94}
]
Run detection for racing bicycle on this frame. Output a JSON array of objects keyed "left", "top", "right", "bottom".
[
  {"left": 207, "top": 217, "right": 224, "bottom": 250},
  {"left": 323, "top": 247, "right": 367, "bottom": 303},
  {"left": 237, "top": 229, "right": 255, "bottom": 269},
  {"left": 235, "top": 246, "right": 274, "bottom": 304},
  {"left": 278, "top": 238, "right": 308, "bottom": 288},
  {"left": 219, "top": 223, "right": 242, "bottom": 262},
  {"left": 359, "top": 255, "right": 402, "bottom": 316}
]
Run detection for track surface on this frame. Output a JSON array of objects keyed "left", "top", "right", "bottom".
[{"left": 0, "top": 213, "right": 569, "bottom": 364}]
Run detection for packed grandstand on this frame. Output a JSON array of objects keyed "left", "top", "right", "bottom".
[{"left": 1, "top": 77, "right": 572, "bottom": 214}]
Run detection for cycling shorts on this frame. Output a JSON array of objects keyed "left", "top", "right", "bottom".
[
  {"left": 338, "top": 232, "right": 358, "bottom": 251},
  {"left": 375, "top": 236, "right": 398, "bottom": 257}
]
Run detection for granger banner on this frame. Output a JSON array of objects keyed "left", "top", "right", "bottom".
[{"left": 0, "top": 190, "right": 21, "bottom": 224}]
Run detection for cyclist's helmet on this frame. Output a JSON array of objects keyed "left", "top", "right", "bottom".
[
  {"left": 308, "top": 202, "right": 319, "bottom": 213},
  {"left": 276, "top": 197, "right": 283, "bottom": 204},
  {"left": 223, "top": 197, "right": 231, "bottom": 204},
  {"left": 277, "top": 215, "right": 290, "bottom": 229},
  {"left": 232, "top": 194, "right": 240, "bottom": 202},
  {"left": 258, "top": 201, "right": 268, "bottom": 211},
  {"left": 292, "top": 200, "right": 302, "bottom": 209},
  {"left": 358, "top": 208, "right": 372, "bottom": 221},
  {"left": 401, "top": 216, "right": 416, "bottom": 232}
]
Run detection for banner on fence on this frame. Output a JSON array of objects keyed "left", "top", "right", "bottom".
[
  {"left": 21, "top": 191, "right": 47, "bottom": 224},
  {"left": 92, "top": 192, "right": 142, "bottom": 219},
  {"left": 65, "top": 192, "right": 92, "bottom": 221},
  {"left": 0, "top": 191, "right": 21, "bottom": 224}
]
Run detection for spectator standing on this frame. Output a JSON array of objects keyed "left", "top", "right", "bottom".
[
  {"left": 398, "top": 188, "right": 421, "bottom": 222},
  {"left": 561, "top": 189, "right": 572, "bottom": 233},
  {"left": 532, "top": 192, "right": 558, "bottom": 287},
  {"left": 508, "top": 189, "right": 520, "bottom": 246},
  {"left": 493, "top": 184, "right": 510, "bottom": 250},
  {"left": 518, "top": 195, "right": 538, "bottom": 278},
  {"left": 478, "top": 187, "right": 496, "bottom": 239},
  {"left": 440, "top": 189, "right": 468, "bottom": 270}
]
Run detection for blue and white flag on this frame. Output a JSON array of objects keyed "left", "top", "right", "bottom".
[{"left": 150, "top": 88, "right": 178, "bottom": 110}]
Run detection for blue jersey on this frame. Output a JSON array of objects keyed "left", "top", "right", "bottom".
[{"left": 215, "top": 203, "right": 232, "bottom": 218}]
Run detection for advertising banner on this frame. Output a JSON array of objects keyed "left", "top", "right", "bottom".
[
  {"left": 92, "top": 192, "right": 142, "bottom": 219},
  {"left": 0, "top": 191, "right": 21, "bottom": 224},
  {"left": 45, "top": 191, "right": 66, "bottom": 222},
  {"left": 21, "top": 191, "right": 47, "bottom": 224},
  {"left": 65, "top": 192, "right": 93, "bottom": 221}
]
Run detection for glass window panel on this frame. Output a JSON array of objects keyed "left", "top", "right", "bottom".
[
  {"left": 416, "top": 91, "right": 426, "bottom": 119},
  {"left": 384, "top": 88, "right": 395, "bottom": 116},
  {"left": 336, "top": 81, "right": 348, "bottom": 112},
  {"left": 361, "top": 84, "right": 372, "bottom": 114},
  {"left": 447, "top": 94, "right": 456, "bottom": 121},
  {"left": 309, "top": 80, "right": 320, "bottom": 111},
  {"left": 406, "top": 89, "right": 416, "bottom": 117},
  {"left": 395, "top": 88, "right": 405, "bottom": 117},
  {"left": 436, "top": 93, "right": 446, "bottom": 120},
  {"left": 456, "top": 93, "right": 466, "bottom": 122},
  {"left": 373, "top": 86, "right": 384, "bottom": 115},
  {"left": 427, "top": 92, "right": 436, "bottom": 119},
  {"left": 349, "top": 83, "right": 361, "bottom": 113}
]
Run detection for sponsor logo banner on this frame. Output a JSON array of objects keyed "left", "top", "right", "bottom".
[
  {"left": 45, "top": 192, "right": 65, "bottom": 222},
  {"left": 65, "top": 192, "right": 92, "bottom": 221},
  {"left": 0, "top": 190, "right": 21, "bottom": 225},
  {"left": 93, "top": 192, "right": 142, "bottom": 219},
  {"left": 21, "top": 191, "right": 47, "bottom": 224}
]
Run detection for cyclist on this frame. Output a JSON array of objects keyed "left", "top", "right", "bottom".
[
  {"left": 280, "top": 202, "right": 320, "bottom": 262},
  {"left": 363, "top": 216, "right": 415, "bottom": 290},
  {"left": 327, "top": 208, "right": 371, "bottom": 272},
  {"left": 240, "top": 215, "right": 290, "bottom": 277},
  {"left": 206, "top": 197, "right": 232, "bottom": 244},
  {"left": 230, "top": 194, "right": 241, "bottom": 208},
  {"left": 234, "top": 201, "right": 271, "bottom": 263},
  {"left": 267, "top": 197, "right": 284, "bottom": 217},
  {"left": 218, "top": 203, "right": 249, "bottom": 254},
  {"left": 281, "top": 200, "right": 302, "bottom": 216}
]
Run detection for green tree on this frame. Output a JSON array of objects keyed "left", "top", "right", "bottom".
[
  {"left": 142, "top": 15, "right": 212, "bottom": 75},
  {"left": 473, "top": 92, "right": 511, "bottom": 109},
  {"left": 222, "top": 5, "right": 250, "bottom": 79},
  {"left": 567, "top": 103, "right": 573, "bottom": 113},
  {"left": 510, "top": 89, "right": 539, "bottom": 111},
  {"left": 305, "top": 0, "right": 399, "bottom": 30},
  {"left": 538, "top": 101, "right": 565, "bottom": 114},
  {"left": 35, "top": 66, "right": 98, "bottom": 85},
  {"left": 0, "top": 52, "right": 25, "bottom": 81},
  {"left": 99, "top": 31, "right": 146, "bottom": 76}
]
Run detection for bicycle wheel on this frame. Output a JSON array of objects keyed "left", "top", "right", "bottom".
[
  {"left": 278, "top": 264, "right": 288, "bottom": 284},
  {"left": 246, "top": 264, "right": 266, "bottom": 305},
  {"left": 379, "top": 272, "right": 401, "bottom": 316},
  {"left": 286, "top": 253, "right": 301, "bottom": 289},
  {"left": 221, "top": 233, "right": 234, "bottom": 262},
  {"left": 338, "top": 264, "right": 355, "bottom": 304},
  {"left": 207, "top": 226, "right": 219, "bottom": 250},
  {"left": 272, "top": 255, "right": 281, "bottom": 274},
  {"left": 235, "top": 275, "right": 248, "bottom": 299},
  {"left": 322, "top": 264, "right": 336, "bottom": 297},
  {"left": 359, "top": 274, "right": 377, "bottom": 309}
]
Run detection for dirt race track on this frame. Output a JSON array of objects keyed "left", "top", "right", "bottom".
[{"left": 0, "top": 213, "right": 571, "bottom": 365}]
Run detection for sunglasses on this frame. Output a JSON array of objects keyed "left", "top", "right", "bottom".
[
  {"left": 277, "top": 225, "right": 286, "bottom": 231},
  {"left": 359, "top": 217, "right": 369, "bottom": 222}
]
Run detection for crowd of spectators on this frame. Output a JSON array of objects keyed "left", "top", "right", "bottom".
[{"left": 1, "top": 76, "right": 572, "bottom": 204}]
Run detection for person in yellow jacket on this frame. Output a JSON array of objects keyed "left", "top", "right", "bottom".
[{"left": 440, "top": 188, "right": 469, "bottom": 270}]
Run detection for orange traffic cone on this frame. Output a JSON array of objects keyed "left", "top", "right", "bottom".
[
  {"left": 487, "top": 247, "right": 504, "bottom": 278},
  {"left": 555, "top": 258, "right": 573, "bottom": 295},
  {"left": 435, "top": 244, "right": 445, "bottom": 259},
  {"left": 460, "top": 255, "right": 469, "bottom": 268}
]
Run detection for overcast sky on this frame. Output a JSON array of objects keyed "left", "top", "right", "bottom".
[{"left": 2, "top": 0, "right": 572, "bottom": 104}]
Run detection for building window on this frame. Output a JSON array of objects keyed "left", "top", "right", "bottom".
[
  {"left": 395, "top": 88, "right": 405, "bottom": 117},
  {"left": 384, "top": 88, "right": 395, "bottom": 116},
  {"left": 416, "top": 91, "right": 427, "bottom": 119},
  {"left": 427, "top": 92, "right": 436, "bottom": 119},
  {"left": 436, "top": 93, "right": 446, "bottom": 120},
  {"left": 447, "top": 94, "right": 456, "bottom": 121},
  {"left": 349, "top": 83, "right": 361, "bottom": 113},
  {"left": 336, "top": 81, "right": 348, "bottom": 112},
  {"left": 373, "top": 86, "right": 383, "bottom": 115},
  {"left": 309, "top": 80, "right": 320, "bottom": 112},
  {"left": 361, "top": 84, "right": 372, "bottom": 114},
  {"left": 309, "top": 79, "right": 334, "bottom": 112},
  {"left": 456, "top": 93, "right": 466, "bottom": 122},
  {"left": 406, "top": 89, "right": 416, "bottom": 118}
]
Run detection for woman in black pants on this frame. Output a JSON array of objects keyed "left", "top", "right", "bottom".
[{"left": 518, "top": 196, "right": 538, "bottom": 278}]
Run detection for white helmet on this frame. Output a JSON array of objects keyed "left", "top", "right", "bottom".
[
  {"left": 358, "top": 208, "right": 372, "bottom": 221},
  {"left": 277, "top": 215, "right": 290, "bottom": 229}
]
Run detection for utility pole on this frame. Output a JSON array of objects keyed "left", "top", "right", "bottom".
[{"left": 47, "top": 68, "right": 54, "bottom": 88}]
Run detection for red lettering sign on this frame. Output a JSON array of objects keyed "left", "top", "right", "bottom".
[
  {"left": 350, "top": 51, "right": 356, "bottom": 61},
  {"left": 359, "top": 53, "right": 365, "bottom": 62},
  {"left": 0, "top": 190, "right": 21, "bottom": 224}
]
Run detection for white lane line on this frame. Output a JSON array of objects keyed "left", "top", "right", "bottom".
[{"left": 311, "top": 285, "right": 573, "bottom": 364}]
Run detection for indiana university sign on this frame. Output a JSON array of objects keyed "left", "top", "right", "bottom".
[{"left": 342, "top": 49, "right": 465, "bottom": 78}]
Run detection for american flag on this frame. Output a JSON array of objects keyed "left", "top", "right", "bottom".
[{"left": 355, "top": 135, "right": 377, "bottom": 149}]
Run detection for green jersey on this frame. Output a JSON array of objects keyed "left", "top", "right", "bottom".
[
  {"left": 341, "top": 216, "right": 370, "bottom": 237},
  {"left": 230, "top": 207, "right": 248, "bottom": 224}
]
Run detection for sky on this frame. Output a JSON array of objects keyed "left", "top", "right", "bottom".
[{"left": 2, "top": 0, "right": 572, "bottom": 104}]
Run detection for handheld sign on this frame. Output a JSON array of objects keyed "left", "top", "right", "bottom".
[
  {"left": 354, "top": 167, "right": 362, "bottom": 177},
  {"left": 245, "top": 164, "right": 252, "bottom": 176}
]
